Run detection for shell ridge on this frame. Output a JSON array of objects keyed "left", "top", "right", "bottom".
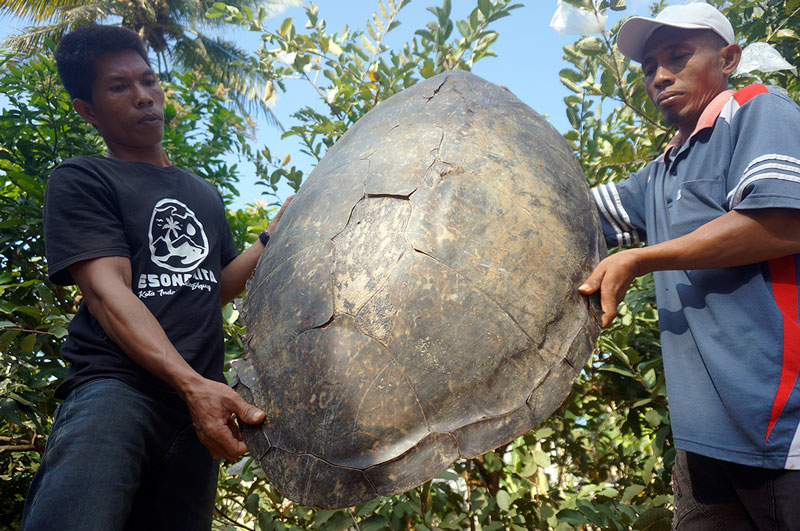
[
  {"left": 350, "top": 357, "right": 396, "bottom": 446},
  {"left": 247, "top": 240, "right": 331, "bottom": 296},
  {"left": 408, "top": 246, "right": 535, "bottom": 345}
]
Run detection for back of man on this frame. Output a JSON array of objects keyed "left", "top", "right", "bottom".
[
  {"left": 579, "top": 3, "right": 800, "bottom": 528},
  {"left": 22, "top": 24, "right": 281, "bottom": 530}
]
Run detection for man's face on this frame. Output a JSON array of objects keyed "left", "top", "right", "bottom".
[
  {"left": 641, "top": 27, "right": 729, "bottom": 134},
  {"left": 76, "top": 49, "right": 165, "bottom": 151}
]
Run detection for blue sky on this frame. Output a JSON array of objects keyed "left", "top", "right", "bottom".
[{"left": 0, "top": 0, "right": 654, "bottom": 209}]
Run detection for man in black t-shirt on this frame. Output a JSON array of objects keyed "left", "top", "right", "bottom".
[{"left": 22, "top": 25, "right": 291, "bottom": 530}]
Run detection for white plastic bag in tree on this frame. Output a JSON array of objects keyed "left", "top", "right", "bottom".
[
  {"left": 550, "top": 0, "right": 607, "bottom": 36},
  {"left": 736, "top": 42, "right": 797, "bottom": 76}
]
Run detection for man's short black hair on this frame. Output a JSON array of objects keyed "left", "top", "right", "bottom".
[{"left": 55, "top": 24, "right": 150, "bottom": 102}]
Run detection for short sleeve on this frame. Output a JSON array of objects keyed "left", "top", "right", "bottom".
[
  {"left": 591, "top": 164, "right": 650, "bottom": 247},
  {"left": 44, "top": 162, "right": 129, "bottom": 285},
  {"left": 725, "top": 89, "right": 800, "bottom": 212}
]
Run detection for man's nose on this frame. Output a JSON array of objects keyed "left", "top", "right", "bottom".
[
  {"left": 134, "top": 85, "right": 154, "bottom": 107},
  {"left": 653, "top": 65, "right": 674, "bottom": 89}
]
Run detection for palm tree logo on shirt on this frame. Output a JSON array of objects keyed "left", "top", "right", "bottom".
[{"left": 148, "top": 198, "right": 209, "bottom": 272}]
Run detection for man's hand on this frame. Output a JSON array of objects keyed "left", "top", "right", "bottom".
[
  {"left": 266, "top": 194, "right": 294, "bottom": 236},
  {"left": 579, "top": 249, "right": 644, "bottom": 328},
  {"left": 182, "top": 378, "right": 266, "bottom": 461}
]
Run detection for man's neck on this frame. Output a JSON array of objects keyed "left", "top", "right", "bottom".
[{"left": 105, "top": 143, "right": 171, "bottom": 167}]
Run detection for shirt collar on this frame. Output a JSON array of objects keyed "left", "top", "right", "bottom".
[{"left": 663, "top": 89, "right": 735, "bottom": 161}]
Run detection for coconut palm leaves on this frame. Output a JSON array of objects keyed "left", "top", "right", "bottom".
[{"left": 0, "top": 0, "right": 300, "bottom": 120}]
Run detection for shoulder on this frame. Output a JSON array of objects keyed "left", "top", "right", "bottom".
[{"left": 724, "top": 84, "right": 800, "bottom": 120}]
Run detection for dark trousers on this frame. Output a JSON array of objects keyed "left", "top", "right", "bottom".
[
  {"left": 22, "top": 378, "right": 219, "bottom": 531},
  {"left": 673, "top": 449, "right": 800, "bottom": 530}
]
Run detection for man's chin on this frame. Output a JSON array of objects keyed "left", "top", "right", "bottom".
[{"left": 659, "top": 110, "right": 681, "bottom": 130}]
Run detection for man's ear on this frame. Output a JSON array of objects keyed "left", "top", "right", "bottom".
[
  {"left": 720, "top": 43, "right": 742, "bottom": 77},
  {"left": 72, "top": 98, "right": 100, "bottom": 128}
]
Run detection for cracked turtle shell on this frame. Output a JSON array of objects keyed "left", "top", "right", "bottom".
[{"left": 234, "top": 70, "right": 605, "bottom": 509}]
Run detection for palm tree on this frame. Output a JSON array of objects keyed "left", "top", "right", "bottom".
[{"left": 0, "top": 0, "right": 298, "bottom": 121}]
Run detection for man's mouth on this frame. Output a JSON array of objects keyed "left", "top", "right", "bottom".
[
  {"left": 138, "top": 113, "right": 163, "bottom": 124},
  {"left": 657, "top": 92, "right": 682, "bottom": 107}
]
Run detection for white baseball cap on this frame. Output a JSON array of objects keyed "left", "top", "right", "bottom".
[{"left": 616, "top": 2, "right": 735, "bottom": 63}]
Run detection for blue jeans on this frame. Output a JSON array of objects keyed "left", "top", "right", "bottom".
[{"left": 22, "top": 378, "right": 218, "bottom": 531}]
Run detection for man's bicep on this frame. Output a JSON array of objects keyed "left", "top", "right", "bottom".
[
  {"left": 739, "top": 208, "right": 800, "bottom": 250},
  {"left": 68, "top": 256, "right": 134, "bottom": 306}
]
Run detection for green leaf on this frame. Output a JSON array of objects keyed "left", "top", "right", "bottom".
[
  {"left": 279, "top": 17, "right": 294, "bottom": 37},
  {"left": 645, "top": 409, "right": 662, "bottom": 427},
  {"left": 361, "top": 515, "right": 389, "bottom": 531},
  {"left": 557, "top": 509, "right": 589, "bottom": 526},
  {"left": 478, "top": 0, "right": 491, "bottom": 18},
  {"left": 244, "top": 493, "right": 259, "bottom": 515},
  {"left": 622, "top": 484, "right": 645, "bottom": 502},
  {"left": 19, "top": 333, "right": 36, "bottom": 353},
  {"left": 356, "top": 498, "right": 380, "bottom": 516},
  {"left": 456, "top": 19, "right": 471, "bottom": 39},
  {"left": 633, "top": 507, "right": 673, "bottom": 530},
  {"left": 0, "top": 398, "right": 23, "bottom": 425},
  {"left": 577, "top": 36, "right": 605, "bottom": 54},
  {"left": 496, "top": 489, "right": 511, "bottom": 511}
]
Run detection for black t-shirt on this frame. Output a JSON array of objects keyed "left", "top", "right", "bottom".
[{"left": 43, "top": 155, "right": 238, "bottom": 401}]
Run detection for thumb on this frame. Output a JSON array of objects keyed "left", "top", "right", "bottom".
[
  {"left": 578, "top": 270, "right": 603, "bottom": 295},
  {"left": 234, "top": 396, "right": 266, "bottom": 424}
]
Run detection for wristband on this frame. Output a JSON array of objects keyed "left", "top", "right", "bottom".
[{"left": 258, "top": 229, "right": 270, "bottom": 246}]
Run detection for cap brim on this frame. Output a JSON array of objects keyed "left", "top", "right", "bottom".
[{"left": 617, "top": 16, "right": 712, "bottom": 63}]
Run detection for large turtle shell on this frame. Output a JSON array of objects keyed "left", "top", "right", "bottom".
[{"left": 234, "top": 70, "right": 604, "bottom": 509}]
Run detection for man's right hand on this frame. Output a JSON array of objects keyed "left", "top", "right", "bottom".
[
  {"left": 182, "top": 378, "right": 266, "bottom": 461},
  {"left": 579, "top": 248, "right": 644, "bottom": 328}
]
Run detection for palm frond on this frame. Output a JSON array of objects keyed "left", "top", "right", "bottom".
[
  {"left": 1, "top": 3, "right": 109, "bottom": 56},
  {"left": 171, "top": 33, "right": 281, "bottom": 126},
  {"left": 0, "top": 0, "right": 82, "bottom": 23}
]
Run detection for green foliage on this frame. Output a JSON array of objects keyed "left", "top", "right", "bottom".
[
  {"left": 206, "top": 0, "right": 521, "bottom": 163},
  {"left": 0, "top": 46, "right": 100, "bottom": 526}
]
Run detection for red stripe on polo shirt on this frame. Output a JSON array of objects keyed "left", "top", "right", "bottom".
[
  {"left": 765, "top": 255, "right": 800, "bottom": 442},
  {"left": 734, "top": 83, "right": 769, "bottom": 106}
]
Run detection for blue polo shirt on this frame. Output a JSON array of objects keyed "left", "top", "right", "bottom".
[{"left": 593, "top": 84, "right": 800, "bottom": 469}]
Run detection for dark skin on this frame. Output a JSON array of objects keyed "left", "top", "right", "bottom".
[
  {"left": 579, "top": 27, "right": 800, "bottom": 327},
  {"left": 69, "top": 49, "right": 293, "bottom": 460}
]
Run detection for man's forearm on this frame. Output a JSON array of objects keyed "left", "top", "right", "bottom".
[
  {"left": 220, "top": 238, "right": 265, "bottom": 306},
  {"left": 70, "top": 256, "right": 264, "bottom": 459},
  {"left": 75, "top": 261, "right": 205, "bottom": 397},
  {"left": 581, "top": 208, "right": 800, "bottom": 327},
  {"left": 219, "top": 195, "right": 294, "bottom": 306},
  {"left": 630, "top": 208, "right": 800, "bottom": 275}
]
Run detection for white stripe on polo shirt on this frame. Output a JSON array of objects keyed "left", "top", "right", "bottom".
[
  {"left": 592, "top": 187, "right": 628, "bottom": 246},
  {"left": 727, "top": 154, "right": 800, "bottom": 208},
  {"left": 717, "top": 96, "right": 741, "bottom": 126},
  {"left": 593, "top": 184, "right": 641, "bottom": 246}
]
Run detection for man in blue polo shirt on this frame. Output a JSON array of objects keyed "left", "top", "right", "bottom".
[{"left": 578, "top": 2, "right": 800, "bottom": 527}]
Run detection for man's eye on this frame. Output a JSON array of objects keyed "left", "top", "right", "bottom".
[{"left": 111, "top": 85, "right": 125, "bottom": 92}]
